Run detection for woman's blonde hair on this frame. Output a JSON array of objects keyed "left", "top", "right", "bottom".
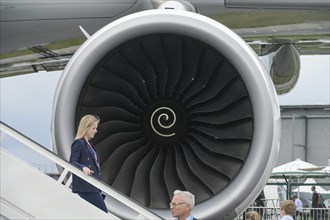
[
  {"left": 75, "top": 115, "right": 100, "bottom": 139},
  {"left": 245, "top": 211, "right": 260, "bottom": 220}
]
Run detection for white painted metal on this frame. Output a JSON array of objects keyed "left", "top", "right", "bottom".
[
  {"left": 1, "top": 149, "right": 116, "bottom": 219},
  {"left": 0, "top": 122, "right": 163, "bottom": 220}
]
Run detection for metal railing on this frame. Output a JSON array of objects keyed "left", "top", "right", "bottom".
[
  {"left": 0, "top": 121, "right": 163, "bottom": 220},
  {"left": 235, "top": 206, "right": 330, "bottom": 220}
]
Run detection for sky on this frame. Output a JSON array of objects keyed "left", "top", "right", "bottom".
[
  {"left": 0, "top": 55, "right": 329, "bottom": 173},
  {"left": 278, "top": 55, "right": 330, "bottom": 105},
  {"left": 0, "top": 70, "right": 61, "bottom": 173}
]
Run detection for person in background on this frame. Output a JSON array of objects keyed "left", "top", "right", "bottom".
[
  {"left": 246, "top": 210, "right": 260, "bottom": 220},
  {"left": 170, "top": 190, "right": 198, "bottom": 220},
  {"left": 311, "top": 186, "right": 318, "bottom": 220},
  {"left": 292, "top": 195, "right": 303, "bottom": 219},
  {"left": 69, "top": 115, "right": 107, "bottom": 213},
  {"left": 253, "top": 192, "right": 265, "bottom": 218},
  {"left": 279, "top": 200, "right": 296, "bottom": 220}
]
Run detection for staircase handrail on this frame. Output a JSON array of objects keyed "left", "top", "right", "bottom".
[{"left": 0, "top": 121, "right": 163, "bottom": 220}]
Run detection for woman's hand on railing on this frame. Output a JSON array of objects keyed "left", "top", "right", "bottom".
[{"left": 82, "top": 167, "right": 94, "bottom": 175}]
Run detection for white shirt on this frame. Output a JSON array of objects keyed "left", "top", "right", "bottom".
[
  {"left": 280, "top": 215, "right": 294, "bottom": 220},
  {"left": 295, "top": 198, "right": 303, "bottom": 212}
]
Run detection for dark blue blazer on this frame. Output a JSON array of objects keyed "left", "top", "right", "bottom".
[
  {"left": 69, "top": 138, "right": 101, "bottom": 193},
  {"left": 311, "top": 191, "right": 318, "bottom": 208}
]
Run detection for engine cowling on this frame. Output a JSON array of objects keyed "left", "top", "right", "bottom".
[{"left": 52, "top": 9, "right": 280, "bottom": 219}]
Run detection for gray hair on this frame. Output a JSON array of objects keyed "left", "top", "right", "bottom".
[{"left": 173, "top": 190, "right": 195, "bottom": 208}]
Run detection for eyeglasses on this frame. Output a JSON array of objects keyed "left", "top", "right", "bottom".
[{"left": 169, "top": 202, "right": 187, "bottom": 208}]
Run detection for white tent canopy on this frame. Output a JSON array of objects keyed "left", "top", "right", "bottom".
[
  {"left": 293, "top": 178, "right": 328, "bottom": 193},
  {"left": 271, "top": 158, "right": 327, "bottom": 178},
  {"left": 267, "top": 159, "right": 329, "bottom": 204},
  {"left": 272, "top": 158, "right": 317, "bottom": 174},
  {"left": 323, "top": 166, "right": 330, "bottom": 172}
]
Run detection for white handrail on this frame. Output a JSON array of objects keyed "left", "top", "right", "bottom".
[{"left": 0, "top": 121, "right": 163, "bottom": 220}]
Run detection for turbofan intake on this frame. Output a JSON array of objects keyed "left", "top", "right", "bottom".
[{"left": 52, "top": 9, "right": 280, "bottom": 219}]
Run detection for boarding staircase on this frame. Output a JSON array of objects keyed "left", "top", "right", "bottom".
[{"left": 0, "top": 122, "right": 163, "bottom": 220}]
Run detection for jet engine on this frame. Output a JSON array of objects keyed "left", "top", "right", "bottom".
[{"left": 52, "top": 9, "right": 280, "bottom": 219}]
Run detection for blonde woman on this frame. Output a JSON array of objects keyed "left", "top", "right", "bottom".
[
  {"left": 246, "top": 211, "right": 260, "bottom": 220},
  {"left": 69, "top": 115, "right": 107, "bottom": 212}
]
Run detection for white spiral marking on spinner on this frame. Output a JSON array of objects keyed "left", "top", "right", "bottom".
[{"left": 150, "top": 107, "right": 176, "bottom": 137}]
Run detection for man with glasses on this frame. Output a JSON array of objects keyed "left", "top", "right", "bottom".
[{"left": 170, "top": 190, "right": 198, "bottom": 220}]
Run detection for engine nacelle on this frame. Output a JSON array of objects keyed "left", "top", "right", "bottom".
[{"left": 52, "top": 9, "right": 280, "bottom": 219}]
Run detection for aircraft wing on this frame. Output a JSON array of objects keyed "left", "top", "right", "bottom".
[{"left": 1, "top": 0, "right": 329, "bottom": 78}]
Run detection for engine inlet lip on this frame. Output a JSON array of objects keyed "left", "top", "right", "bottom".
[{"left": 52, "top": 9, "right": 280, "bottom": 220}]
